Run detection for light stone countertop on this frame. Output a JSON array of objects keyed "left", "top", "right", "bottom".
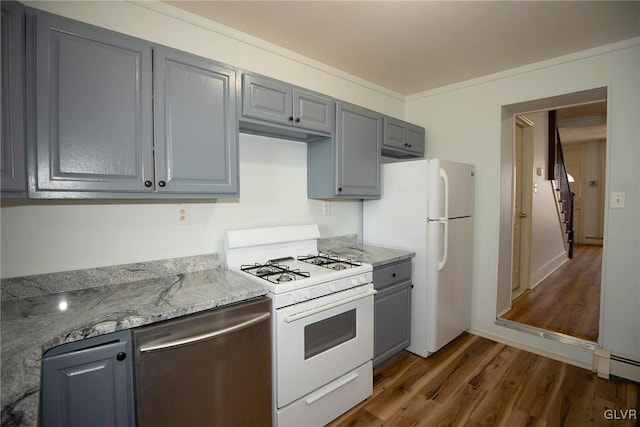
[
  {"left": 0, "top": 265, "right": 268, "bottom": 426},
  {"left": 319, "top": 234, "right": 415, "bottom": 267}
]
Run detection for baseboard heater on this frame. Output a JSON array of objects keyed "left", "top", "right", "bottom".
[
  {"left": 611, "top": 354, "right": 640, "bottom": 382},
  {"left": 594, "top": 348, "right": 640, "bottom": 382}
]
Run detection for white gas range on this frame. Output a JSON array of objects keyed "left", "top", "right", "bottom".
[{"left": 225, "top": 225, "right": 375, "bottom": 427}]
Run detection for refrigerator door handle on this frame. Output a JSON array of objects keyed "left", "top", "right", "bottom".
[
  {"left": 440, "top": 168, "right": 449, "bottom": 220},
  {"left": 439, "top": 220, "right": 449, "bottom": 271}
]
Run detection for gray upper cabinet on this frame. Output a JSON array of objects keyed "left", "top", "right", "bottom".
[
  {"left": 308, "top": 101, "right": 381, "bottom": 199},
  {"left": 154, "top": 48, "right": 238, "bottom": 195},
  {"left": 26, "top": 8, "right": 238, "bottom": 198},
  {"left": 27, "top": 8, "right": 154, "bottom": 195},
  {"left": 41, "top": 330, "right": 135, "bottom": 427},
  {"left": 1, "top": 1, "right": 27, "bottom": 196},
  {"left": 241, "top": 73, "right": 333, "bottom": 140},
  {"left": 382, "top": 116, "right": 425, "bottom": 158}
]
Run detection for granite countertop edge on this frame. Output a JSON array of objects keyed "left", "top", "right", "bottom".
[
  {"left": 1, "top": 264, "right": 268, "bottom": 427},
  {"left": 318, "top": 235, "right": 415, "bottom": 267}
]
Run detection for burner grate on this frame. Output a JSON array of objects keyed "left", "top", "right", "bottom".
[
  {"left": 241, "top": 261, "right": 310, "bottom": 284},
  {"left": 297, "top": 254, "right": 362, "bottom": 270}
]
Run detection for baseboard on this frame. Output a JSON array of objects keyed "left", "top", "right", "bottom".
[
  {"left": 468, "top": 327, "right": 593, "bottom": 371},
  {"left": 528, "top": 251, "right": 568, "bottom": 290}
]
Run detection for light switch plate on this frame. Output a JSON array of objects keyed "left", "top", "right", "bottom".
[{"left": 611, "top": 192, "right": 626, "bottom": 209}]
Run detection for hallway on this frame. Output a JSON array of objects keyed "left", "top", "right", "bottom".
[{"left": 501, "top": 244, "right": 602, "bottom": 342}]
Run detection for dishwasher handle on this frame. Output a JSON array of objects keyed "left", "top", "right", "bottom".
[{"left": 139, "top": 312, "right": 270, "bottom": 353}]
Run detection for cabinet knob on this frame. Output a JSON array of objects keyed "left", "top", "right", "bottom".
[
  {"left": 295, "top": 117, "right": 301, "bottom": 123},
  {"left": 158, "top": 181, "right": 166, "bottom": 188},
  {"left": 288, "top": 116, "right": 294, "bottom": 122},
  {"left": 392, "top": 273, "right": 396, "bottom": 277},
  {"left": 338, "top": 187, "right": 342, "bottom": 192},
  {"left": 116, "top": 352, "right": 127, "bottom": 361},
  {"left": 144, "top": 180, "right": 153, "bottom": 188}
]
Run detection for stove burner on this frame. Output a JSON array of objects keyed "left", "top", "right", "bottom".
[
  {"left": 241, "top": 262, "right": 310, "bottom": 284},
  {"left": 277, "top": 273, "right": 295, "bottom": 282},
  {"left": 297, "top": 254, "right": 362, "bottom": 270},
  {"left": 256, "top": 266, "right": 279, "bottom": 276}
]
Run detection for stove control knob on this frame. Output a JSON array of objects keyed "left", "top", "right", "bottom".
[
  {"left": 293, "top": 293, "right": 303, "bottom": 302},
  {"left": 303, "top": 290, "right": 311, "bottom": 300},
  {"left": 359, "top": 275, "right": 367, "bottom": 284},
  {"left": 328, "top": 283, "right": 336, "bottom": 292},
  {"left": 351, "top": 278, "right": 358, "bottom": 287}
]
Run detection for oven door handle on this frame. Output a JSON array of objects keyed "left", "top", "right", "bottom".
[
  {"left": 282, "top": 289, "right": 377, "bottom": 323},
  {"left": 305, "top": 371, "right": 359, "bottom": 405}
]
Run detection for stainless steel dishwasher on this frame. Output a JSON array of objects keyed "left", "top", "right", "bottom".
[{"left": 133, "top": 297, "right": 272, "bottom": 427}]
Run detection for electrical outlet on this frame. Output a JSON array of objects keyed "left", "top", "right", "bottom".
[
  {"left": 611, "top": 192, "right": 626, "bottom": 209},
  {"left": 176, "top": 205, "right": 189, "bottom": 225},
  {"left": 322, "top": 201, "right": 331, "bottom": 216}
]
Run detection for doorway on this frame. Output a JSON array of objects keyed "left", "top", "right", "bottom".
[{"left": 496, "top": 88, "right": 607, "bottom": 345}]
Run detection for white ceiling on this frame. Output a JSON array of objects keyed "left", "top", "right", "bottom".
[{"left": 166, "top": 1, "right": 640, "bottom": 96}]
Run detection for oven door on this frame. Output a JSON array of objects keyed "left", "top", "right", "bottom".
[{"left": 275, "top": 283, "right": 375, "bottom": 408}]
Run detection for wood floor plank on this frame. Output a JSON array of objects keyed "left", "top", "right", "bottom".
[
  {"left": 361, "top": 334, "right": 478, "bottom": 422},
  {"left": 501, "top": 244, "right": 601, "bottom": 342},
  {"left": 467, "top": 349, "right": 541, "bottom": 426},
  {"left": 514, "top": 356, "right": 566, "bottom": 420},
  {"left": 419, "top": 336, "right": 500, "bottom": 403},
  {"left": 327, "top": 333, "right": 640, "bottom": 427}
]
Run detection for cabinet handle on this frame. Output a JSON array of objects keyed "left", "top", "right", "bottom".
[
  {"left": 144, "top": 180, "right": 153, "bottom": 188},
  {"left": 158, "top": 181, "right": 166, "bottom": 188},
  {"left": 288, "top": 116, "right": 294, "bottom": 122},
  {"left": 116, "top": 352, "right": 127, "bottom": 361},
  {"left": 295, "top": 117, "right": 301, "bottom": 123}
]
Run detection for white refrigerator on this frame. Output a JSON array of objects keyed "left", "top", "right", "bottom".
[{"left": 363, "top": 159, "right": 474, "bottom": 357}]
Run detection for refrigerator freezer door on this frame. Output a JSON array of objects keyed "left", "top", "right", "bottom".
[
  {"left": 426, "top": 216, "right": 473, "bottom": 354},
  {"left": 428, "top": 159, "right": 475, "bottom": 220}
]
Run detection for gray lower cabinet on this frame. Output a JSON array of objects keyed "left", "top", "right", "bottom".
[
  {"left": 41, "top": 330, "right": 134, "bottom": 427},
  {"left": 241, "top": 73, "right": 333, "bottom": 140},
  {"left": 383, "top": 116, "right": 425, "bottom": 158},
  {"left": 1, "top": 1, "right": 27, "bottom": 196},
  {"left": 307, "top": 101, "right": 382, "bottom": 199},
  {"left": 373, "top": 259, "right": 412, "bottom": 368},
  {"left": 26, "top": 8, "right": 238, "bottom": 198}
]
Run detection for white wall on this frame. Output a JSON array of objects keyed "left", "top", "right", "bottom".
[
  {"left": 526, "top": 112, "right": 567, "bottom": 286},
  {"left": 406, "top": 39, "right": 640, "bottom": 362},
  {"left": 1, "top": 1, "right": 407, "bottom": 278},
  {"left": 1, "top": 134, "right": 362, "bottom": 277}
]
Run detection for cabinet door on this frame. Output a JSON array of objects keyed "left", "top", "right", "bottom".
[
  {"left": 28, "top": 9, "right": 153, "bottom": 193},
  {"left": 406, "top": 124, "right": 425, "bottom": 156},
  {"left": 1, "top": 1, "right": 26, "bottom": 194},
  {"left": 154, "top": 48, "right": 238, "bottom": 195},
  {"left": 335, "top": 102, "right": 381, "bottom": 197},
  {"left": 373, "top": 281, "right": 411, "bottom": 368},
  {"left": 293, "top": 88, "right": 333, "bottom": 134},
  {"left": 41, "top": 339, "right": 134, "bottom": 427},
  {"left": 242, "top": 74, "right": 293, "bottom": 127},
  {"left": 382, "top": 116, "right": 407, "bottom": 151}
]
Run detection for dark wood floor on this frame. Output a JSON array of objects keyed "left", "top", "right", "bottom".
[
  {"left": 328, "top": 333, "right": 639, "bottom": 427},
  {"left": 501, "top": 244, "right": 602, "bottom": 342}
]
